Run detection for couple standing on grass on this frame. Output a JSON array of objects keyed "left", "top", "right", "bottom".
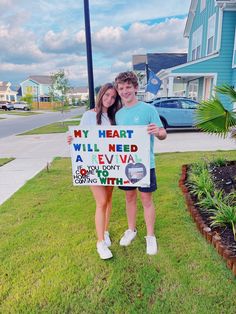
[{"left": 68, "top": 71, "right": 167, "bottom": 260}]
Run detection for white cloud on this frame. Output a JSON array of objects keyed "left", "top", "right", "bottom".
[
  {"left": 0, "top": 24, "right": 45, "bottom": 64},
  {"left": 93, "top": 18, "right": 187, "bottom": 59},
  {"left": 42, "top": 30, "right": 85, "bottom": 54},
  {"left": 0, "top": 0, "right": 190, "bottom": 87}
]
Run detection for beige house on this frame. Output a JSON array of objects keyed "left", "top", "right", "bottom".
[
  {"left": 0, "top": 81, "right": 17, "bottom": 102},
  {"left": 67, "top": 87, "right": 89, "bottom": 104}
]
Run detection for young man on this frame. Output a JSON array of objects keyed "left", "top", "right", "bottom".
[{"left": 114, "top": 71, "right": 167, "bottom": 255}]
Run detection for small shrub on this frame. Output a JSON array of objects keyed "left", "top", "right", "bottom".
[
  {"left": 188, "top": 168, "right": 214, "bottom": 200},
  {"left": 210, "top": 203, "right": 236, "bottom": 240}
]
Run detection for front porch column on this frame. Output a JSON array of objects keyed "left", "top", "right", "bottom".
[
  {"left": 168, "top": 76, "right": 174, "bottom": 96},
  {"left": 162, "top": 79, "right": 168, "bottom": 96}
]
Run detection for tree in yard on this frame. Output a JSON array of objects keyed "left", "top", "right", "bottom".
[
  {"left": 194, "top": 84, "right": 236, "bottom": 139},
  {"left": 21, "top": 93, "right": 33, "bottom": 108},
  {"left": 49, "top": 69, "right": 70, "bottom": 109}
]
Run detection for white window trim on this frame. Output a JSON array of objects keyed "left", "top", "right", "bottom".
[
  {"left": 232, "top": 26, "right": 236, "bottom": 68},
  {"left": 207, "top": 14, "right": 216, "bottom": 56},
  {"left": 200, "top": 0, "right": 206, "bottom": 12},
  {"left": 216, "top": 7, "right": 223, "bottom": 51}
]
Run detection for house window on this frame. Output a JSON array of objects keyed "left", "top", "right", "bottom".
[
  {"left": 200, "top": 0, "right": 206, "bottom": 12},
  {"left": 207, "top": 14, "right": 216, "bottom": 55},
  {"left": 191, "top": 26, "right": 203, "bottom": 61},
  {"left": 233, "top": 27, "right": 236, "bottom": 67},
  {"left": 26, "top": 86, "right": 33, "bottom": 94}
]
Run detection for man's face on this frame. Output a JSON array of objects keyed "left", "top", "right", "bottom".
[{"left": 116, "top": 81, "right": 138, "bottom": 105}]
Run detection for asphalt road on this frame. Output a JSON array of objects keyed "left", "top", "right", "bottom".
[{"left": 0, "top": 107, "right": 86, "bottom": 138}]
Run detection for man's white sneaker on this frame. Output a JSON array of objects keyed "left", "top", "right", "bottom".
[
  {"left": 104, "top": 231, "right": 111, "bottom": 247},
  {"left": 97, "top": 241, "right": 113, "bottom": 260},
  {"left": 145, "top": 235, "right": 158, "bottom": 255},
  {"left": 119, "top": 229, "right": 137, "bottom": 246}
]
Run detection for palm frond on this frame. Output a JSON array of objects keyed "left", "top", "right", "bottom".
[
  {"left": 194, "top": 98, "right": 236, "bottom": 138},
  {"left": 215, "top": 84, "right": 236, "bottom": 103}
]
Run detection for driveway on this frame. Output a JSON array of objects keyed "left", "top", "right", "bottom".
[{"left": 155, "top": 129, "right": 235, "bottom": 152}]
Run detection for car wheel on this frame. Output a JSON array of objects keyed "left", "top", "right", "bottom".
[{"left": 160, "top": 118, "right": 168, "bottom": 129}]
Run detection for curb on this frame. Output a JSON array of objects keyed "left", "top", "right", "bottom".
[{"left": 179, "top": 164, "right": 236, "bottom": 277}]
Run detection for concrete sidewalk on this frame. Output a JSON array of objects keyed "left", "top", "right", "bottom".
[
  {"left": 0, "top": 131, "right": 235, "bottom": 206},
  {"left": 0, "top": 133, "right": 70, "bottom": 205}
]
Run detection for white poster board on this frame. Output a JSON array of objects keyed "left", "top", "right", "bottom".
[{"left": 69, "top": 126, "right": 150, "bottom": 187}]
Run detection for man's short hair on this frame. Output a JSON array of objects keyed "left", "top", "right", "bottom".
[{"left": 114, "top": 71, "right": 139, "bottom": 89}]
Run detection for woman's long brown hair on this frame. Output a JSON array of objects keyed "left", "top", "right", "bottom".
[{"left": 96, "top": 83, "right": 121, "bottom": 125}]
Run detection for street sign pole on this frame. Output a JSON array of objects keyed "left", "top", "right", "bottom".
[{"left": 83, "top": 0, "right": 95, "bottom": 109}]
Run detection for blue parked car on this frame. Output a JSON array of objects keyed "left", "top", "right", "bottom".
[{"left": 148, "top": 97, "right": 199, "bottom": 129}]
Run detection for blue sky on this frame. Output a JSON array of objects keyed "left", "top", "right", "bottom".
[{"left": 0, "top": 0, "right": 191, "bottom": 87}]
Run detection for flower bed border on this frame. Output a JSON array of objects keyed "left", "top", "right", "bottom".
[{"left": 179, "top": 164, "right": 236, "bottom": 277}]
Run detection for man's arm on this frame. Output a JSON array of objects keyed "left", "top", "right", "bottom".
[{"left": 147, "top": 123, "right": 167, "bottom": 140}]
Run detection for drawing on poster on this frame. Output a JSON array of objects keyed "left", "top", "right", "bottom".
[{"left": 69, "top": 126, "right": 150, "bottom": 187}]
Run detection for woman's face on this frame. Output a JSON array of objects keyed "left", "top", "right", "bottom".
[{"left": 102, "top": 88, "right": 117, "bottom": 110}]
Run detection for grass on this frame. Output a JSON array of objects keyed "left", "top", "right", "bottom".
[
  {"left": 0, "top": 158, "right": 14, "bottom": 167},
  {"left": 0, "top": 151, "right": 236, "bottom": 313},
  {"left": 51, "top": 105, "right": 77, "bottom": 112},
  {"left": 20, "top": 120, "right": 81, "bottom": 135},
  {"left": 70, "top": 114, "right": 82, "bottom": 119}
]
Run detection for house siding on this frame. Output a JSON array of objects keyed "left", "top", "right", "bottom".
[
  {"left": 188, "top": 0, "right": 219, "bottom": 61},
  {"left": 172, "top": 10, "right": 236, "bottom": 109},
  {"left": 216, "top": 11, "right": 236, "bottom": 87},
  {"left": 21, "top": 80, "right": 38, "bottom": 97}
]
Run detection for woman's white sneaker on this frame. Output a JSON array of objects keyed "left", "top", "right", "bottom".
[
  {"left": 145, "top": 236, "right": 158, "bottom": 255},
  {"left": 97, "top": 241, "right": 113, "bottom": 260},
  {"left": 119, "top": 229, "right": 137, "bottom": 246},
  {"left": 104, "top": 231, "right": 111, "bottom": 247}
]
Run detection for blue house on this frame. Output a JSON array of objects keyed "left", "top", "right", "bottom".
[
  {"left": 158, "top": 0, "right": 236, "bottom": 110},
  {"left": 21, "top": 75, "right": 52, "bottom": 103}
]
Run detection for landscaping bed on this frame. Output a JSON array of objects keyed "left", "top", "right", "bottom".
[{"left": 179, "top": 159, "right": 236, "bottom": 276}]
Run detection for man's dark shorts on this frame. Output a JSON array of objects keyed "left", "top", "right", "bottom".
[{"left": 119, "top": 168, "right": 157, "bottom": 192}]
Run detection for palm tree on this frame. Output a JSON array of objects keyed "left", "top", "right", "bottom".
[{"left": 194, "top": 84, "right": 236, "bottom": 139}]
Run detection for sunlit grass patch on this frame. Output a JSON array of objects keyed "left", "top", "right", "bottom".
[
  {"left": 19, "top": 120, "right": 81, "bottom": 135},
  {"left": 0, "top": 158, "right": 14, "bottom": 167},
  {"left": 0, "top": 151, "right": 236, "bottom": 313}
]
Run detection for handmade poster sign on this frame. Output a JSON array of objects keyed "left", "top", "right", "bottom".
[{"left": 69, "top": 125, "right": 150, "bottom": 187}]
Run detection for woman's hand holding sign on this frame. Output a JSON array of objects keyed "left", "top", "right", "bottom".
[{"left": 67, "top": 135, "right": 73, "bottom": 145}]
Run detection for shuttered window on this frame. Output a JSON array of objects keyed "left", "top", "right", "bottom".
[
  {"left": 207, "top": 14, "right": 216, "bottom": 55},
  {"left": 191, "top": 26, "right": 203, "bottom": 61}
]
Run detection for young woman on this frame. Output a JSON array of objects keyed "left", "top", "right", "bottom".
[{"left": 68, "top": 83, "right": 121, "bottom": 259}]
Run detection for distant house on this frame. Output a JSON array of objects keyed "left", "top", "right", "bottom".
[
  {"left": 21, "top": 75, "right": 52, "bottom": 102},
  {"left": 132, "top": 53, "right": 187, "bottom": 100},
  {"left": 158, "top": 0, "right": 236, "bottom": 109},
  {"left": 0, "top": 81, "right": 17, "bottom": 102},
  {"left": 67, "top": 87, "right": 89, "bottom": 104}
]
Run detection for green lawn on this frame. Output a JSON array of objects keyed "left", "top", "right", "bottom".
[
  {"left": 0, "top": 158, "right": 14, "bottom": 166},
  {"left": 20, "top": 120, "right": 81, "bottom": 135},
  {"left": 0, "top": 151, "right": 236, "bottom": 313}
]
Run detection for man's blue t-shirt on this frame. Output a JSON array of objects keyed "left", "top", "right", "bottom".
[{"left": 115, "top": 101, "right": 163, "bottom": 169}]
